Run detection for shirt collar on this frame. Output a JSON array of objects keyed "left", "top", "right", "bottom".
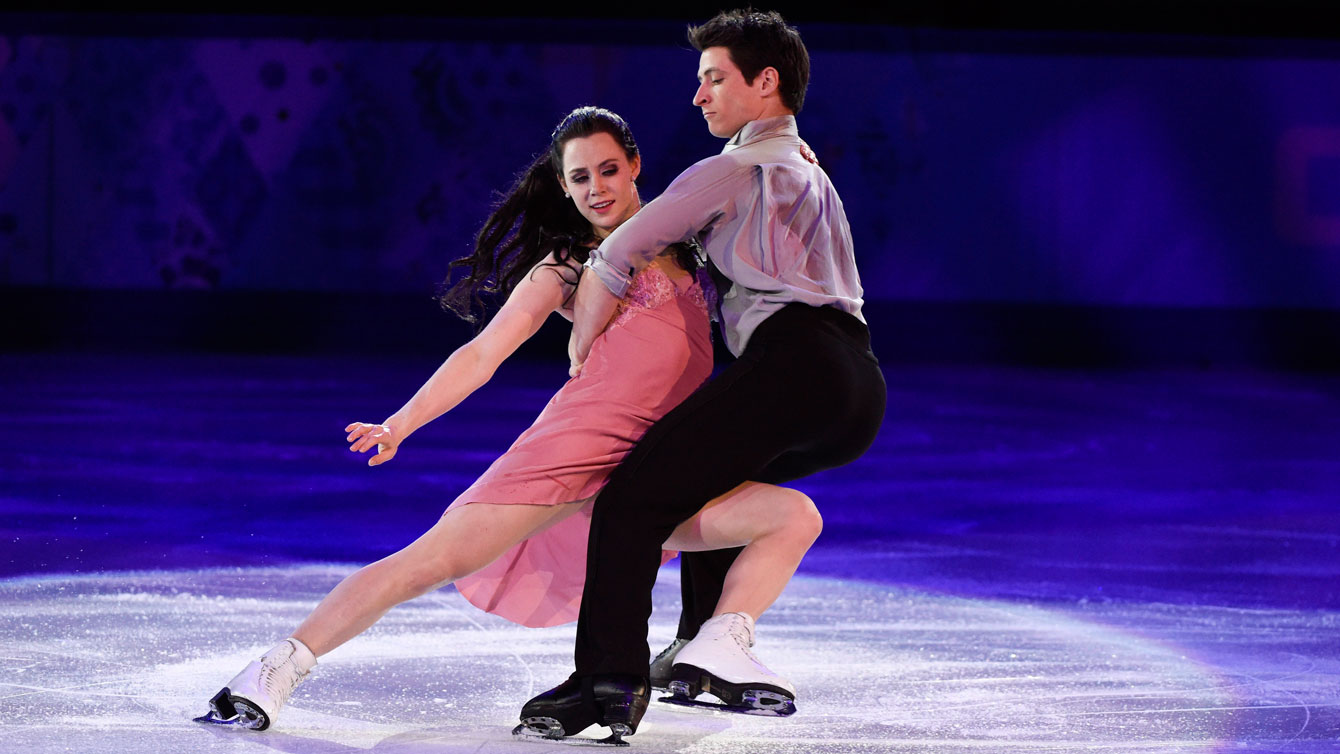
[{"left": 723, "top": 115, "right": 797, "bottom": 152}]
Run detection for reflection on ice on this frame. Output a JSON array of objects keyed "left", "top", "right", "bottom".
[{"left": 5, "top": 565, "right": 1337, "bottom": 753}]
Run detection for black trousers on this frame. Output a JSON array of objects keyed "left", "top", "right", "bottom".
[
  {"left": 574, "top": 303, "right": 887, "bottom": 676},
  {"left": 675, "top": 548, "right": 741, "bottom": 640}
]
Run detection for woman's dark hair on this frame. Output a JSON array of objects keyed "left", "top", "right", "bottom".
[
  {"left": 688, "top": 9, "right": 810, "bottom": 114},
  {"left": 440, "top": 106, "right": 680, "bottom": 326}
]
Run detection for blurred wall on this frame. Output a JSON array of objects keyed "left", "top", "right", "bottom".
[{"left": 2, "top": 16, "right": 1339, "bottom": 362}]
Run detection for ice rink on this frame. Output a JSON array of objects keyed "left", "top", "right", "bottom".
[
  {"left": 6, "top": 564, "right": 1336, "bottom": 753},
  {"left": 3, "top": 353, "right": 1338, "bottom": 752}
]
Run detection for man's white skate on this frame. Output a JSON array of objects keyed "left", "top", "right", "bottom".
[
  {"left": 657, "top": 612, "right": 797, "bottom": 717},
  {"left": 194, "top": 638, "right": 316, "bottom": 730}
]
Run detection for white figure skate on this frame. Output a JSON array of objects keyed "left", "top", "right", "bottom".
[
  {"left": 659, "top": 612, "right": 797, "bottom": 716},
  {"left": 194, "top": 638, "right": 316, "bottom": 730}
]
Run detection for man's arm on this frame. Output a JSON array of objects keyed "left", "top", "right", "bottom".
[
  {"left": 570, "top": 154, "right": 751, "bottom": 367},
  {"left": 568, "top": 273, "right": 620, "bottom": 375}
]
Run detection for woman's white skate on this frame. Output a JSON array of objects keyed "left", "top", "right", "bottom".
[
  {"left": 655, "top": 612, "right": 798, "bottom": 717},
  {"left": 194, "top": 638, "right": 315, "bottom": 730}
]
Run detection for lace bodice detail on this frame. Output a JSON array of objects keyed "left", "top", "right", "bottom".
[{"left": 609, "top": 264, "right": 709, "bottom": 329}]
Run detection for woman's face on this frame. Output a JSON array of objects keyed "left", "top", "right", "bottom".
[{"left": 558, "top": 131, "right": 641, "bottom": 238}]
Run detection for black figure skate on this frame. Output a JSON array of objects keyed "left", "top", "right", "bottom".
[
  {"left": 513, "top": 674, "right": 649, "bottom": 747},
  {"left": 648, "top": 637, "right": 689, "bottom": 690}
]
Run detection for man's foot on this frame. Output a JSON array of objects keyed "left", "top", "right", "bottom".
[
  {"left": 194, "top": 638, "right": 317, "bottom": 730},
  {"left": 663, "top": 612, "right": 797, "bottom": 716},
  {"left": 649, "top": 638, "right": 690, "bottom": 690},
  {"left": 514, "top": 674, "right": 649, "bottom": 744}
]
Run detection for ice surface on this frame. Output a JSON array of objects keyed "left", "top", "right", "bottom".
[
  {"left": 3, "top": 565, "right": 1337, "bottom": 753},
  {"left": 3, "top": 355, "right": 1339, "bottom": 752}
]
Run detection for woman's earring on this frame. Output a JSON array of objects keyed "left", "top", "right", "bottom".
[{"left": 564, "top": 192, "right": 570, "bottom": 198}]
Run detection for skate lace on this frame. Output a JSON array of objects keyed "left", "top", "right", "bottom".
[
  {"left": 653, "top": 638, "right": 687, "bottom": 664},
  {"left": 725, "top": 615, "right": 764, "bottom": 666},
  {"left": 259, "top": 649, "right": 308, "bottom": 708}
]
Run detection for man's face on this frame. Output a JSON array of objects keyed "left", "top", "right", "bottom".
[{"left": 694, "top": 46, "right": 765, "bottom": 138}]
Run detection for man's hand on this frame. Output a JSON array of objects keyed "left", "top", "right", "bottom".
[{"left": 568, "top": 329, "right": 585, "bottom": 377}]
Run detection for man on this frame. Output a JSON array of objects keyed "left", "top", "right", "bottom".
[{"left": 515, "top": 9, "right": 886, "bottom": 744}]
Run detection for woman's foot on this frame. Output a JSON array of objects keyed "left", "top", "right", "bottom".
[
  {"left": 666, "top": 612, "right": 797, "bottom": 716},
  {"left": 197, "top": 638, "right": 316, "bottom": 730}
]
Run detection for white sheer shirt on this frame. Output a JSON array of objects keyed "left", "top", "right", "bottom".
[{"left": 585, "top": 115, "right": 865, "bottom": 356}]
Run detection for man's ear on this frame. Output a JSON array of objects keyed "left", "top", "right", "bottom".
[{"left": 757, "top": 66, "right": 781, "bottom": 97}]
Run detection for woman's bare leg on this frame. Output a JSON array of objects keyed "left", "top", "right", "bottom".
[
  {"left": 292, "top": 500, "right": 586, "bottom": 656},
  {"left": 662, "top": 482, "right": 822, "bottom": 622}
]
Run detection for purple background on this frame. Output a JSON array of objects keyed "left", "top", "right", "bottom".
[
  {"left": 2, "top": 14, "right": 1338, "bottom": 751},
  {"left": 3, "top": 23, "right": 1339, "bottom": 308}
]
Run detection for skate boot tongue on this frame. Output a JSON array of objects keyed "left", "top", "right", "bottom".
[{"left": 283, "top": 638, "right": 318, "bottom": 672}]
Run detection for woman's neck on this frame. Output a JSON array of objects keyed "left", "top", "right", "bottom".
[{"left": 591, "top": 197, "right": 642, "bottom": 241}]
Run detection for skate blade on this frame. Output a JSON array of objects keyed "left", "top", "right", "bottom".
[
  {"left": 741, "top": 689, "right": 798, "bottom": 717},
  {"left": 193, "top": 710, "right": 236, "bottom": 725},
  {"left": 657, "top": 691, "right": 797, "bottom": 718},
  {"left": 513, "top": 720, "right": 630, "bottom": 747},
  {"left": 193, "top": 689, "right": 268, "bottom": 730},
  {"left": 192, "top": 709, "right": 265, "bottom": 728}
]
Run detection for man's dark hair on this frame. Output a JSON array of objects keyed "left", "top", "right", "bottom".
[{"left": 688, "top": 9, "right": 810, "bottom": 114}]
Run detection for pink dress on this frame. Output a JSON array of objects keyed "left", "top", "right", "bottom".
[{"left": 445, "top": 263, "right": 714, "bottom": 627}]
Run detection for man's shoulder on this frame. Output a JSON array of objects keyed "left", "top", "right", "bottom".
[{"left": 668, "top": 148, "right": 758, "bottom": 188}]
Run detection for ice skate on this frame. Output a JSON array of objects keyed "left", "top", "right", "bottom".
[
  {"left": 648, "top": 637, "right": 689, "bottom": 690},
  {"left": 513, "top": 674, "right": 648, "bottom": 747},
  {"left": 194, "top": 638, "right": 316, "bottom": 730},
  {"left": 659, "top": 612, "right": 797, "bottom": 717}
]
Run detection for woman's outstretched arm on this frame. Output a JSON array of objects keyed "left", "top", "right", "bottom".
[{"left": 347, "top": 257, "right": 573, "bottom": 465}]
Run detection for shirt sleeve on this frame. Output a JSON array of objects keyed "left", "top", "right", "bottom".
[{"left": 586, "top": 152, "right": 753, "bottom": 297}]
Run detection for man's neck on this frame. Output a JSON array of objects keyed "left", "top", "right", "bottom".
[
  {"left": 758, "top": 101, "right": 794, "bottom": 122},
  {"left": 727, "top": 112, "right": 795, "bottom": 146}
]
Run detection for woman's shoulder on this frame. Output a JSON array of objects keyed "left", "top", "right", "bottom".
[
  {"left": 522, "top": 249, "right": 586, "bottom": 321},
  {"left": 529, "top": 248, "right": 585, "bottom": 281}
]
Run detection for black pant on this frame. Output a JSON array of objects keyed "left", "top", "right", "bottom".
[
  {"left": 675, "top": 548, "right": 741, "bottom": 640},
  {"left": 574, "top": 303, "right": 887, "bottom": 676}
]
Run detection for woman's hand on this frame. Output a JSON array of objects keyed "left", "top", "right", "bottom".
[{"left": 345, "top": 422, "right": 400, "bottom": 466}]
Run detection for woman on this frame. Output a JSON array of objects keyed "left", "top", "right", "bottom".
[{"left": 197, "top": 106, "right": 822, "bottom": 732}]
